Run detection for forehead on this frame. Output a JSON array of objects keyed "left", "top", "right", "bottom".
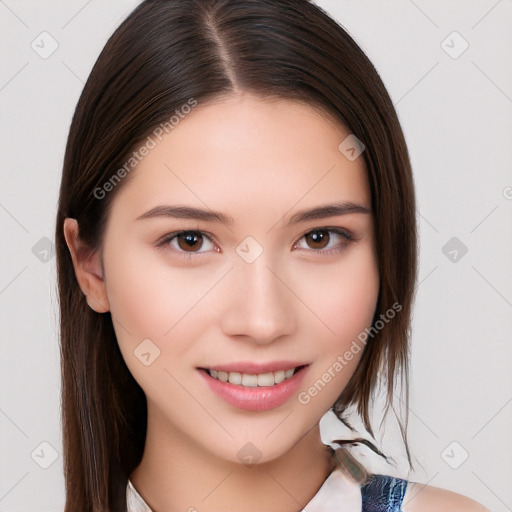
[{"left": 108, "top": 93, "right": 370, "bottom": 224}]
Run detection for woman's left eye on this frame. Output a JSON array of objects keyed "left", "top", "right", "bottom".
[{"left": 294, "top": 228, "right": 353, "bottom": 253}]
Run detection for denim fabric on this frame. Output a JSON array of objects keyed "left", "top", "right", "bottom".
[{"left": 361, "top": 474, "right": 408, "bottom": 512}]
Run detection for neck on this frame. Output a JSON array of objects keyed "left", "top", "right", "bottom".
[{"left": 130, "top": 407, "right": 337, "bottom": 512}]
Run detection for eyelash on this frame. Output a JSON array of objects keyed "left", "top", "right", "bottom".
[{"left": 155, "top": 227, "right": 354, "bottom": 259}]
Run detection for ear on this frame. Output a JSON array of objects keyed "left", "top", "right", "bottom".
[{"left": 63, "top": 218, "right": 110, "bottom": 313}]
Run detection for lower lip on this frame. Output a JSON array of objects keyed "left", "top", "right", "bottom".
[{"left": 198, "top": 366, "right": 309, "bottom": 411}]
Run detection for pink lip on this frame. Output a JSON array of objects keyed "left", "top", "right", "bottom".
[
  {"left": 198, "top": 365, "right": 309, "bottom": 412},
  {"left": 205, "top": 361, "right": 308, "bottom": 374}
]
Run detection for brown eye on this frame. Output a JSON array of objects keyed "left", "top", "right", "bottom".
[
  {"left": 295, "top": 228, "right": 353, "bottom": 253},
  {"left": 157, "top": 230, "right": 217, "bottom": 256},
  {"left": 177, "top": 231, "right": 204, "bottom": 252},
  {"left": 304, "top": 230, "right": 330, "bottom": 249}
]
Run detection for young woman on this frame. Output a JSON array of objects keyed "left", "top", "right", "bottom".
[{"left": 55, "top": 0, "right": 489, "bottom": 510}]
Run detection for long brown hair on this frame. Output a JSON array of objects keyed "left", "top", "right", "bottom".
[{"left": 55, "top": 0, "right": 417, "bottom": 510}]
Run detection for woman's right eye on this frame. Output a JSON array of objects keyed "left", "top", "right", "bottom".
[{"left": 157, "top": 230, "right": 218, "bottom": 255}]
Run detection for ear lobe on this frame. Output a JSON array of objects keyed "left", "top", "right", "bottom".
[{"left": 63, "top": 218, "right": 110, "bottom": 313}]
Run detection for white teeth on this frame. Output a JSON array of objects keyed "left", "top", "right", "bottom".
[
  {"left": 228, "top": 372, "right": 242, "bottom": 385},
  {"left": 242, "top": 374, "right": 258, "bottom": 387},
  {"left": 274, "top": 370, "right": 285, "bottom": 384},
  {"left": 208, "top": 367, "right": 298, "bottom": 387},
  {"left": 257, "top": 372, "right": 275, "bottom": 386}
]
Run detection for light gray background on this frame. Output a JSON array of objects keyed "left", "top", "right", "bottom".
[{"left": 1, "top": 1, "right": 511, "bottom": 511}]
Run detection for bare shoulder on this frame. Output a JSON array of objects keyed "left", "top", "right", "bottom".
[{"left": 402, "top": 481, "right": 490, "bottom": 512}]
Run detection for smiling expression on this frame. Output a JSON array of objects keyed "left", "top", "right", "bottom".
[{"left": 98, "top": 92, "right": 380, "bottom": 463}]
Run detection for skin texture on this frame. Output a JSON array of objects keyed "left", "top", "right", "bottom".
[
  {"left": 403, "top": 483, "right": 490, "bottom": 512},
  {"left": 64, "top": 92, "right": 488, "bottom": 511}
]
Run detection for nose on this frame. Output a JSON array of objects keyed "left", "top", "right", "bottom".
[{"left": 219, "top": 256, "right": 297, "bottom": 345}]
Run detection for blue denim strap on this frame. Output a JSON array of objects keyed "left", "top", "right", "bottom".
[{"left": 361, "top": 474, "right": 408, "bottom": 512}]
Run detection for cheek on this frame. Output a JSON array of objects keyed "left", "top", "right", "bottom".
[
  {"left": 297, "top": 247, "right": 379, "bottom": 349},
  {"left": 101, "top": 240, "right": 234, "bottom": 402},
  {"left": 104, "top": 239, "right": 219, "bottom": 340},
  {"left": 323, "top": 264, "right": 379, "bottom": 343},
  {"left": 294, "top": 248, "right": 379, "bottom": 409}
]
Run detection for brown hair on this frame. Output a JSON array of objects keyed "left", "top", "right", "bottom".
[{"left": 55, "top": 0, "right": 417, "bottom": 510}]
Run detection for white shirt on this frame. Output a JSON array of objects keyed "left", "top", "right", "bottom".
[{"left": 126, "top": 467, "right": 363, "bottom": 512}]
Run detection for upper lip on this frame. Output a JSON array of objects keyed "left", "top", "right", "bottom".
[{"left": 199, "top": 361, "right": 309, "bottom": 374}]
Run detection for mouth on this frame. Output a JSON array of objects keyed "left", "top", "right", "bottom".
[
  {"left": 197, "top": 362, "right": 310, "bottom": 411},
  {"left": 202, "top": 365, "right": 307, "bottom": 388}
]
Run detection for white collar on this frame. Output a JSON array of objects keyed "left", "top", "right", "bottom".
[{"left": 126, "top": 467, "right": 362, "bottom": 512}]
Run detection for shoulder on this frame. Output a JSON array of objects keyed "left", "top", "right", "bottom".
[{"left": 402, "top": 481, "right": 490, "bottom": 512}]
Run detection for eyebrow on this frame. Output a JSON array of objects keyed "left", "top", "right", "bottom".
[
  {"left": 286, "top": 202, "right": 371, "bottom": 224},
  {"left": 135, "top": 202, "right": 371, "bottom": 225},
  {"left": 136, "top": 205, "right": 234, "bottom": 224}
]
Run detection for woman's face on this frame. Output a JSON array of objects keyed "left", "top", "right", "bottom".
[{"left": 98, "top": 93, "right": 379, "bottom": 463}]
